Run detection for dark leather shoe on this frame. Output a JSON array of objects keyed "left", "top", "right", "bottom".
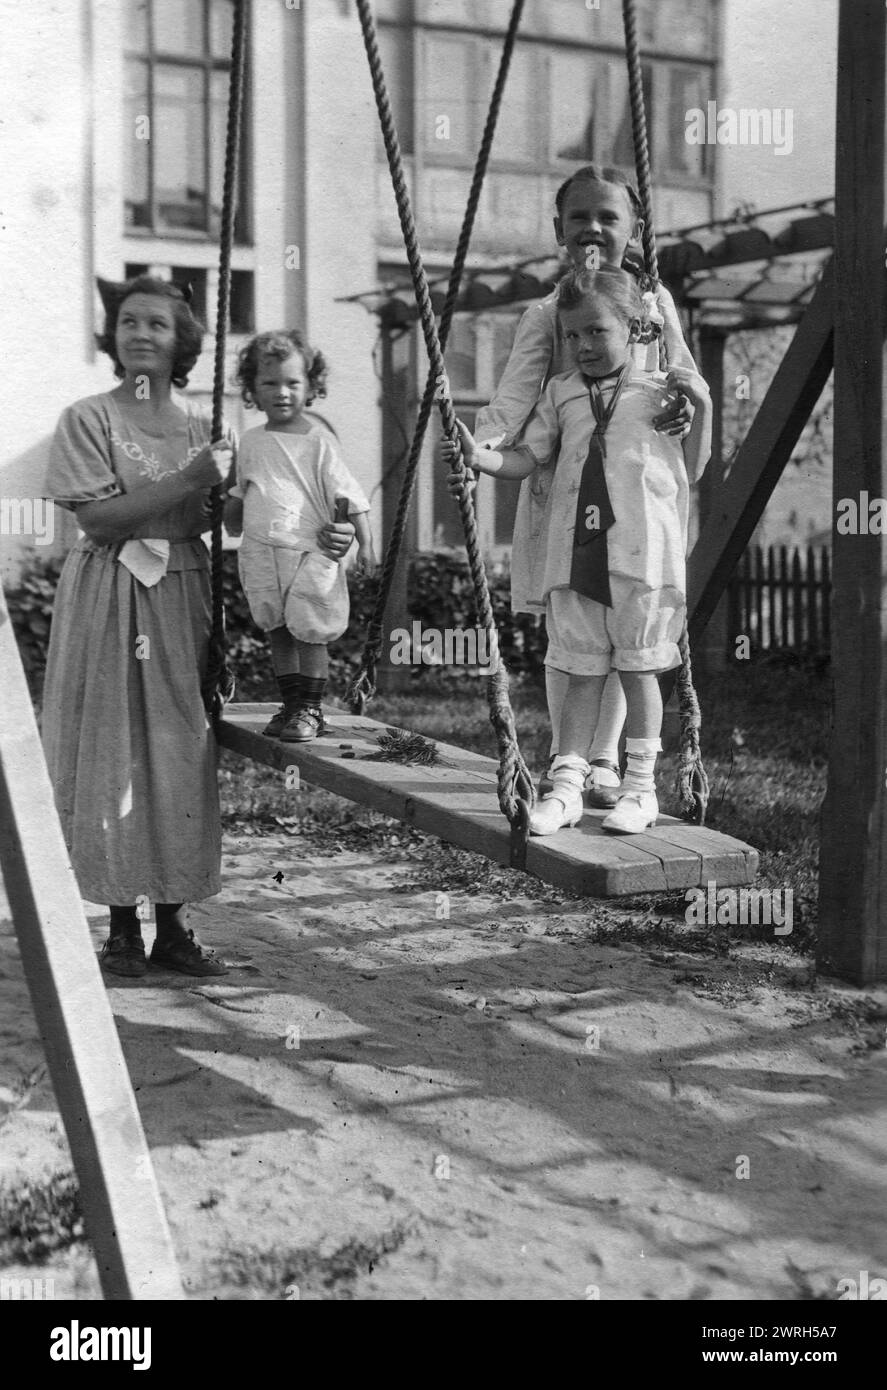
[
  {"left": 150, "top": 928, "right": 228, "bottom": 977},
  {"left": 280, "top": 705, "right": 324, "bottom": 742},
  {"left": 100, "top": 934, "right": 147, "bottom": 978},
  {"left": 262, "top": 705, "right": 289, "bottom": 738}
]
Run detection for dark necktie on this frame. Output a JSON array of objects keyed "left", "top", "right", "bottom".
[{"left": 570, "top": 365, "right": 629, "bottom": 608}]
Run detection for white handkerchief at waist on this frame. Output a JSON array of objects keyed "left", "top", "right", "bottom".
[{"left": 118, "top": 538, "right": 171, "bottom": 587}]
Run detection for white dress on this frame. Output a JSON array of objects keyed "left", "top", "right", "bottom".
[
  {"left": 233, "top": 427, "right": 370, "bottom": 644},
  {"left": 475, "top": 283, "right": 697, "bottom": 614},
  {"left": 514, "top": 365, "right": 696, "bottom": 638}
]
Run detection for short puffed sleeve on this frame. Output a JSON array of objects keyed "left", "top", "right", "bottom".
[
  {"left": 511, "top": 379, "right": 563, "bottom": 469},
  {"left": 45, "top": 398, "right": 121, "bottom": 510},
  {"left": 320, "top": 440, "right": 371, "bottom": 516}
]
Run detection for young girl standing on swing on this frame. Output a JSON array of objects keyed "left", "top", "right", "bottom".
[
  {"left": 473, "top": 165, "right": 698, "bottom": 807},
  {"left": 443, "top": 266, "right": 712, "bottom": 836}
]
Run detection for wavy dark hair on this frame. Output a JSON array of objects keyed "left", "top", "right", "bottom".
[
  {"left": 95, "top": 275, "right": 204, "bottom": 389},
  {"left": 235, "top": 330, "right": 328, "bottom": 407},
  {"left": 556, "top": 264, "right": 644, "bottom": 325},
  {"left": 555, "top": 164, "right": 644, "bottom": 223}
]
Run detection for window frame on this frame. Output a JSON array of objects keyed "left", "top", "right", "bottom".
[
  {"left": 123, "top": 0, "right": 251, "bottom": 244},
  {"left": 396, "top": 24, "right": 715, "bottom": 196}
]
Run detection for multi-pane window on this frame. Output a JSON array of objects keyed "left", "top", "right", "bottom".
[
  {"left": 123, "top": 0, "right": 248, "bottom": 239},
  {"left": 391, "top": 26, "right": 711, "bottom": 187},
  {"left": 549, "top": 52, "right": 602, "bottom": 163}
]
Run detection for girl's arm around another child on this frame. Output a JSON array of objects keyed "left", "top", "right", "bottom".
[{"left": 665, "top": 365, "right": 712, "bottom": 483}]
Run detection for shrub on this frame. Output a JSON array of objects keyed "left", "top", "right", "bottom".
[{"left": 7, "top": 547, "right": 548, "bottom": 704}]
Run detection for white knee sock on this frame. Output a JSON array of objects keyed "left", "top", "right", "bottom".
[
  {"left": 548, "top": 754, "right": 589, "bottom": 798},
  {"left": 622, "top": 738, "right": 660, "bottom": 796},
  {"left": 588, "top": 671, "right": 627, "bottom": 769}
]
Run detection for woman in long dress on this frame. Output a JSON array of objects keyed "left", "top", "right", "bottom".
[{"left": 41, "top": 275, "right": 353, "bottom": 979}]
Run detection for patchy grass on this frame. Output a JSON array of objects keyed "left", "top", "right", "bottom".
[
  {"left": 0, "top": 1171, "right": 85, "bottom": 1264},
  {"left": 212, "top": 1220, "right": 417, "bottom": 1299}
]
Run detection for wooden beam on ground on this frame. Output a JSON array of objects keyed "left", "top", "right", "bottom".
[
  {"left": 818, "top": 0, "right": 887, "bottom": 983},
  {"left": 217, "top": 705, "right": 758, "bottom": 897},
  {"left": 686, "top": 257, "right": 835, "bottom": 646},
  {"left": 0, "top": 587, "right": 183, "bottom": 1298}
]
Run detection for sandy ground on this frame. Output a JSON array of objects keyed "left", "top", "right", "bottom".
[{"left": 1, "top": 818, "right": 886, "bottom": 1301}]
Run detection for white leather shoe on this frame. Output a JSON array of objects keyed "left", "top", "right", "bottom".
[
  {"left": 601, "top": 790, "right": 658, "bottom": 834},
  {"left": 529, "top": 787, "right": 584, "bottom": 836}
]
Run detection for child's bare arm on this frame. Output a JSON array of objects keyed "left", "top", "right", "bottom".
[
  {"left": 441, "top": 420, "right": 538, "bottom": 484},
  {"left": 667, "top": 367, "right": 713, "bottom": 482},
  {"left": 350, "top": 509, "right": 377, "bottom": 573}
]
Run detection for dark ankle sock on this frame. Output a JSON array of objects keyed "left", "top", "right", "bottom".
[
  {"left": 278, "top": 672, "right": 305, "bottom": 710},
  {"left": 300, "top": 676, "right": 326, "bottom": 708},
  {"left": 155, "top": 902, "right": 187, "bottom": 943},
  {"left": 109, "top": 905, "right": 141, "bottom": 939}
]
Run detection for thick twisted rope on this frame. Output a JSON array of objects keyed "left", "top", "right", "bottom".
[
  {"left": 202, "top": 0, "right": 247, "bottom": 716},
  {"left": 622, "top": 0, "right": 708, "bottom": 824},
  {"left": 348, "top": 0, "right": 525, "bottom": 717},
  {"left": 355, "top": 0, "right": 534, "bottom": 828}
]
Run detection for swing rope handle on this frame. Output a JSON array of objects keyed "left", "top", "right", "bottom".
[
  {"left": 355, "top": 0, "right": 534, "bottom": 829},
  {"left": 348, "top": 0, "right": 526, "bottom": 719},
  {"left": 622, "top": 0, "right": 708, "bottom": 824},
  {"left": 202, "top": 0, "right": 247, "bottom": 716}
]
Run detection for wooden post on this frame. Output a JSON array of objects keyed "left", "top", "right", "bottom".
[
  {"left": 818, "top": 0, "right": 887, "bottom": 983},
  {"left": 0, "top": 586, "right": 183, "bottom": 1297},
  {"left": 693, "top": 326, "right": 728, "bottom": 671},
  {"left": 376, "top": 320, "right": 418, "bottom": 694}
]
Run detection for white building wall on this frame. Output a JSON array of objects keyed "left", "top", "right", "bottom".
[
  {"left": 0, "top": 0, "right": 382, "bottom": 586},
  {"left": 302, "top": 0, "right": 382, "bottom": 536},
  {"left": 717, "top": 0, "right": 837, "bottom": 214},
  {"left": 0, "top": 0, "right": 117, "bottom": 583}
]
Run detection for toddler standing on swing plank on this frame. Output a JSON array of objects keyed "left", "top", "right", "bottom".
[
  {"left": 443, "top": 266, "right": 712, "bottom": 837},
  {"left": 473, "top": 164, "right": 698, "bottom": 807},
  {"left": 225, "top": 330, "right": 376, "bottom": 741}
]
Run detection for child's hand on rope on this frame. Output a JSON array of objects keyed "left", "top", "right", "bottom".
[{"left": 441, "top": 420, "right": 480, "bottom": 497}]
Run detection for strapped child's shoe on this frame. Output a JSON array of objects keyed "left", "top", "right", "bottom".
[
  {"left": 601, "top": 790, "right": 658, "bottom": 835},
  {"left": 529, "top": 755, "right": 589, "bottom": 837},
  {"left": 583, "top": 758, "right": 621, "bottom": 809},
  {"left": 280, "top": 705, "right": 324, "bottom": 742},
  {"left": 262, "top": 705, "right": 289, "bottom": 738}
]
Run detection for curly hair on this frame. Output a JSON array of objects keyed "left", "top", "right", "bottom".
[
  {"left": 555, "top": 164, "right": 644, "bottom": 223},
  {"left": 235, "top": 330, "right": 328, "bottom": 407},
  {"left": 556, "top": 265, "right": 643, "bottom": 325},
  {"left": 95, "top": 275, "right": 204, "bottom": 388}
]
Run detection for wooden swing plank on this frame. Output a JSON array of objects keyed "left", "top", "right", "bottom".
[
  {"left": 216, "top": 704, "right": 758, "bottom": 897},
  {"left": 0, "top": 587, "right": 183, "bottom": 1298}
]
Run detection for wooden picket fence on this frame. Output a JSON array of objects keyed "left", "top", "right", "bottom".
[{"left": 726, "top": 545, "right": 831, "bottom": 655}]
